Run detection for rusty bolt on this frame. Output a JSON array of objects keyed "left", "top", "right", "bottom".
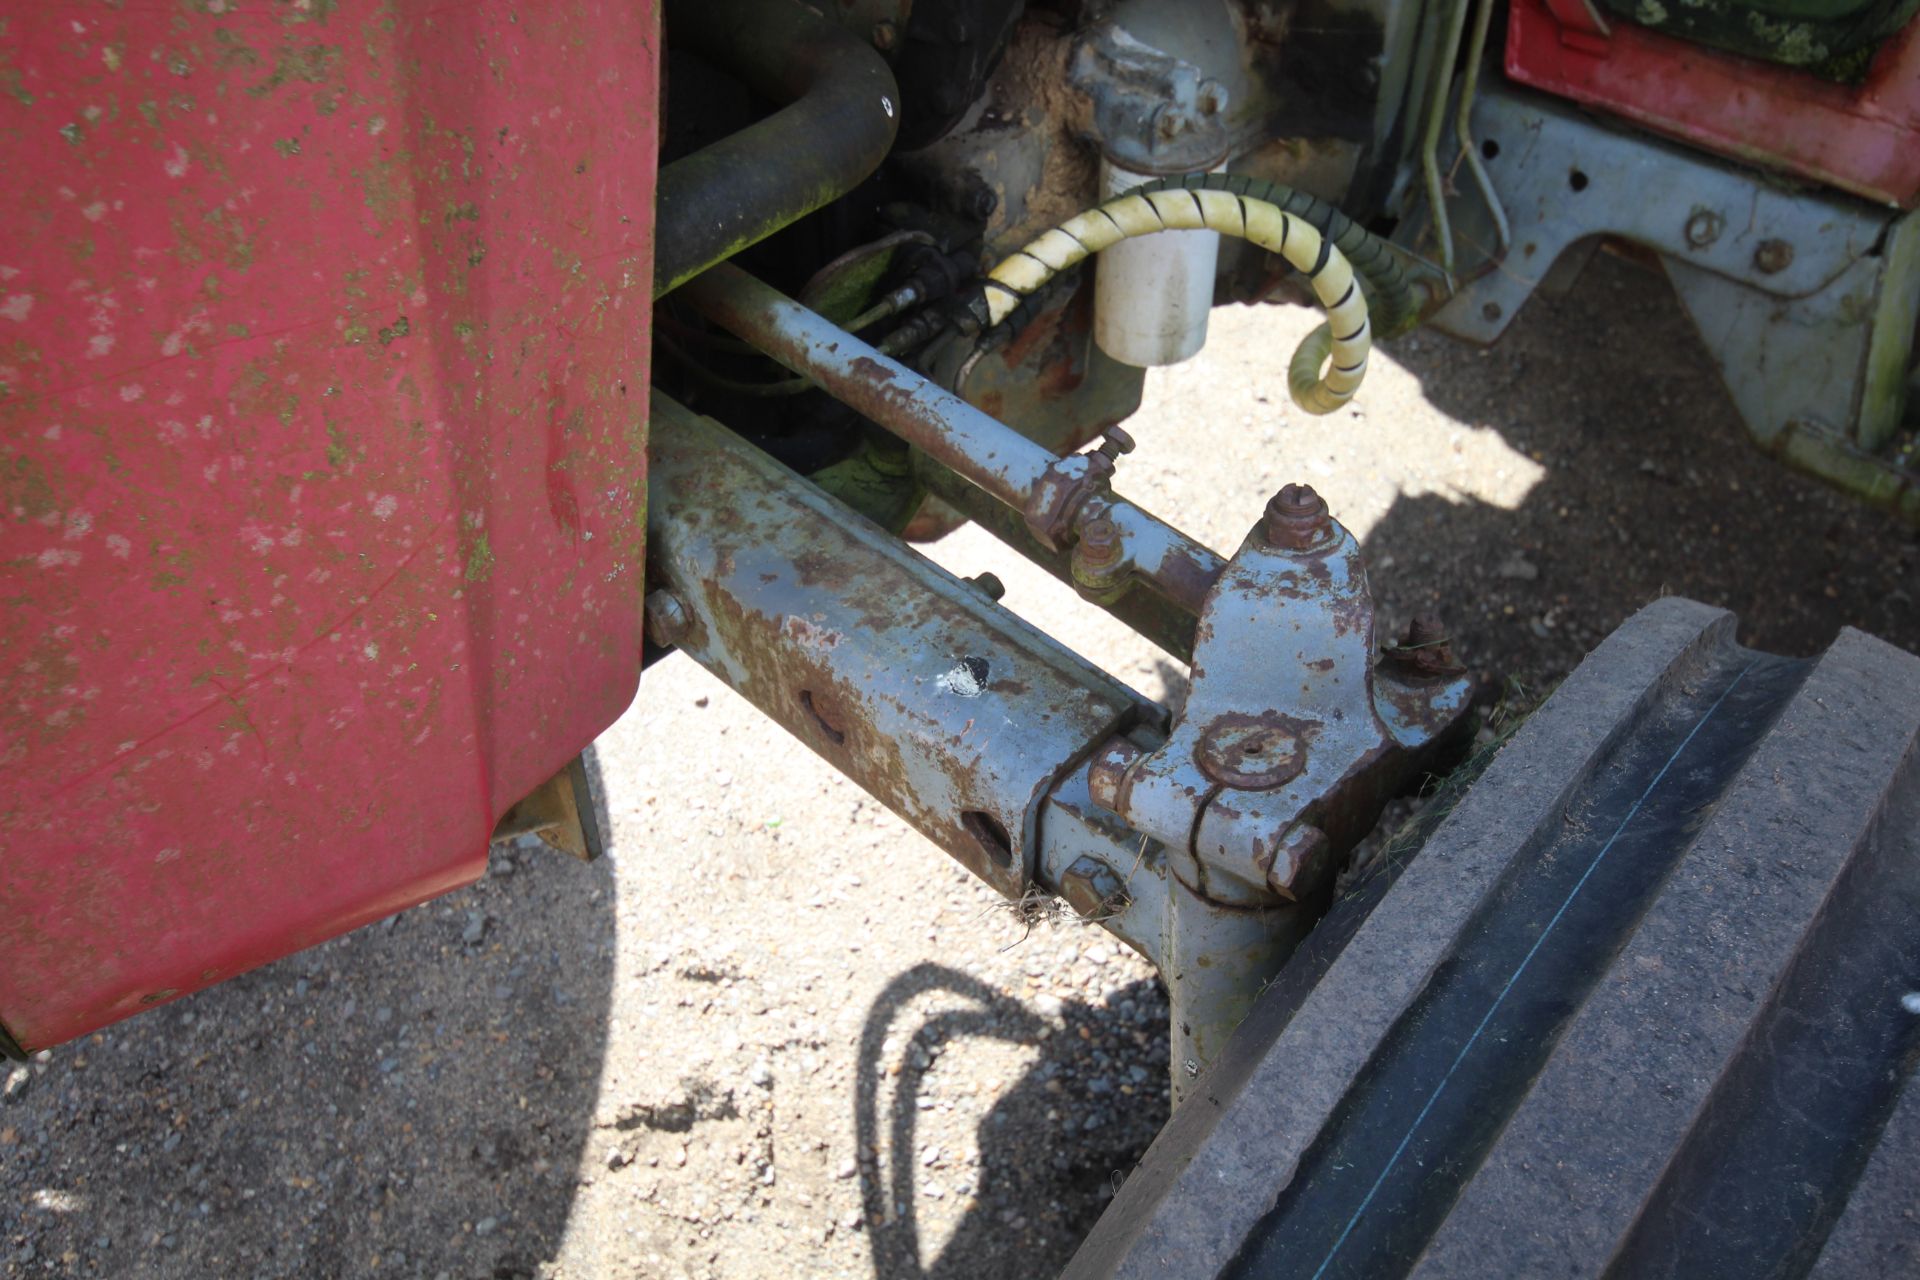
[
  {"left": 1197, "top": 80, "right": 1228, "bottom": 118},
  {"left": 1684, "top": 210, "right": 1723, "bottom": 249},
  {"left": 1059, "top": 855, "right": 1130, "bottom": 921},
  {"left": 865, "top": 441, "right": 913, "bottom": 477},
  {"left": 1385, "top": 613, "right": 1460, "bottom": 677},
  {"left": 1072, "top": 516, "right": 1132, "bottom": 601},
  {"left": 1753, "top": 239, "right": 1794, "bottom": 274},
  {"left": 1196, "top": 716, "right": 1306, "bottom": 790},
  {"left": 871, "top": 19, "right": 898, "bottom": 50},
  {"left": 1261, "top": 483, "right": 1332, "bottom": 551},
  {"left": 1155, "top": 106, "right": 1192, "bottom": 141},
  {"left": 1087, "top": 736, "right": 1144, "bottom": 814},
  {"left": 1260, "top": 823, "right": 1331, "bottom": 901},
  {"left": 1406, "top": 614, "right": 1444, "bottom": 647},
  {"left": 1394, "top": 613, "right": 1460, "bottom": 676},
  {"left": 643, "top": 590, "right": 690, "bottom": 647},
  {"left": 968, "top": 572, "right": 1006, "bottom": 602},
  {"left": 1075, "top": 516, "right": 1124, "bottom": 567},
  {"left": 1095, "top": 426, "right": 1136, "bottom": 462}
]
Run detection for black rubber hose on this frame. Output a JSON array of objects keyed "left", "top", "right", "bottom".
[
  {"left": 653, "top": 0, "right": 900, "bottom": 299},
  {"left": 1134, "top": 172, "right": 1421, "bottom": 336}
]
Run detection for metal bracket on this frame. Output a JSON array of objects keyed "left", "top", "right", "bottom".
[
  {"left": 1426, "top": 85, "right": 1893, "bottom": 342},
  {"left": 1419, "top": 84, "right": 1919, "bottom": 523},
  {"left": 1093, "top": 486, "right": 1474, "bottom": 905},
  {"left": 1024, "top": 450, "right": 1115, "bottom": 551},
  {"left": 1069, "top": 18, "right": 1232, "bottom": 175},
  {"left": 491, "top": 754, "right": 606, "bottom": 862}
]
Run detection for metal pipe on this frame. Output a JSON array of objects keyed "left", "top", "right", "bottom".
[
  {"left": 653, "top": 0, "right": 900, "bottom": 298},
  {"left": 1419, "top": 0, "right": 1472, "bottom": 273},
  {"left": 1089, "top": 496, "right": 1227, "bottom": 620},
  {"left": 679, "top": 263, "right": 1226, "bottom": 616},
  {"left": 683, "top": 264, "right": 1053, "bottom": 507},
  {"left": 916, "top": 463, "right": 1211, "bottom": 662},
  {"left": 1453, "top": 0, "right": 1512, "bottom": 253}
]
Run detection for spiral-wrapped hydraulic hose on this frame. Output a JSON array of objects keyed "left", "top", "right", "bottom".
[
  {"left": 980, "top": 175, "right": 1411, "bottom": 415},
  {"left": 1135, "top": 173, "right": 1422, "bottom": 335}
]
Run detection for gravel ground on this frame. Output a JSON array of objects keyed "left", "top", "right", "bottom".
[{"left": 4, "top": 255, "right": 1916, "bottom": 1280}]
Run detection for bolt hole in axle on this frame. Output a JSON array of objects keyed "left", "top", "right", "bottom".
[
  {"left": 798, "top": 689, "right": 846, "bottom": 745},
  {"left": 961, "top": 810, "right": 1015, "bottom": 869}
]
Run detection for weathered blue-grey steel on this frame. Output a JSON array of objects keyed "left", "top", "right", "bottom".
[
  {"left": 1424, "top": 85, "right": 1920, "bottom": 525},
  {"left": 913, "top": 461, "right": 1209, "bottom": 662},
  {"left": 659, "top": 276, "right": 1483, "bottom": 1094},
  {"left": 1097, "top": 484, "right": 1475, "bottom": 907},
  {"left": 1041, "top": 762, "right": 1315, "bottom": 1096},
  {"left": 647, "top": 394, "right": 1362, "bottom": 1098},
  {"left": 647, "top": 394, "right": 1481, "bottom": 1101},
  {"left": 645, "top": 392, "right": 1157, "bottom": 900}
]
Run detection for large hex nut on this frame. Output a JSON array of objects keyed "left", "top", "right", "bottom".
[
  {"left": 644, "top": 590, "right": 691, "bottom": 647},
  {"left": 1059, "top": 855, "right": 1130, "bottom": 921},
  {"left": 1087, "top": 736, "right": 1145, "bottom": 814},
  {"left": 1257, "top": 823, "right": 1331, "bottom": 901}
]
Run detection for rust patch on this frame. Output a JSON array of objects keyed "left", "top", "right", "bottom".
[
  {"left": 1374, "top": 671, "right": 1470, "bottom": 738},
  {"left": 846, "top": 355, "right": 898, "bottom": 386},
  {"left": 792, "top": 549, "right": 857, "bottom": 590},
  {"left": 1001, "top": 298, "right": 1066, "bottom": 367},
  {"left": 1194, "top": 712, "right": 1323, "bottom": 791},
  {"left": 1153, "top": 539, "right": 1226, "bottom": 616},
  {"left": 798, "top": 688, "right": 847, "bottom": 746}
]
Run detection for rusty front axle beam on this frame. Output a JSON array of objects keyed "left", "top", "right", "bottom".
[
  {"left": 646, "top": 393, "right": 1309, "bottom": 1094},
  {"left": 659, "top": 271, "right": 1474, "bottom": 1091}
]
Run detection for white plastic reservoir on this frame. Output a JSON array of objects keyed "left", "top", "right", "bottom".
[{"left": 1093, "top": 159, "right": 1222, "bottom": 368}]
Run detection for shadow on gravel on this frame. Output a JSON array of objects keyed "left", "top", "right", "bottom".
[
  {"left": 1359, "top": 253, "right": 1919, "bottom": 694},
  {"left": 0, "top": 753, "right": 621, "bottom": 1280},
  {"left": 854, "top": 963, "right": 1170, "bottom": 1280}
]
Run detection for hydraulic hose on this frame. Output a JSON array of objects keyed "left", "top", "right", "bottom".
[
  {"left": 1136, "top": 173, "right": 1420, "bottom": 336},
  {"left": 653, "top": 0, "right": 900, "bottom": 298},
  {"left": 980, "top": 186, "right": 1373, "bottom": 415},
  {"left": 980, "top": 175, "right": 1417, "bottom": 414}
]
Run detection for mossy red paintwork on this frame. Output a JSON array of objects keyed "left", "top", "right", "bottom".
[
  {"left": 1507, "top": 0, "right": 1920, "bottom": 208},
  {"left": 0, "top": 0, "right": 657, "bottom": 1050}
]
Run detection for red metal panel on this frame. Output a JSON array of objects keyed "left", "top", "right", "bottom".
[
  {"left": 1505, "top": 0, "right": 1920, "bottom": 208},
  {"left": 0, "top": 1, "right": 657, "bottom": 1050}
]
